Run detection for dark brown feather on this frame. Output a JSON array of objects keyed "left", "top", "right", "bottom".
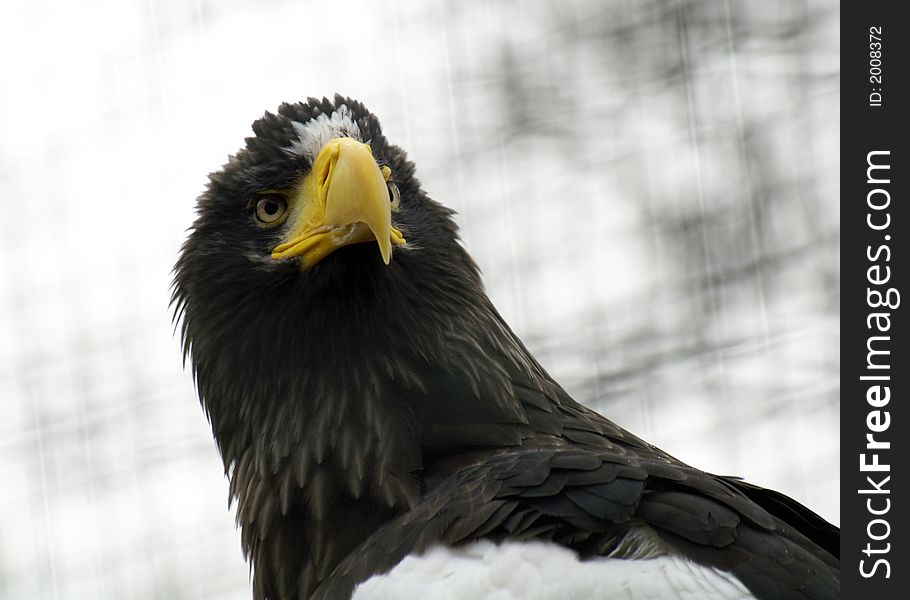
[{"left": 173, "top": 95, "right": 839, "bottom": 600}]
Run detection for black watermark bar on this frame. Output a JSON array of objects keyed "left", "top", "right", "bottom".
[{"left": 842, "top": 3, "right": 907, "bottom": 597}]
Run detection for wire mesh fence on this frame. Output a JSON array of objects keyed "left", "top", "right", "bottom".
[{"left": 0, "top": 0, "right": 838, "bottom": 598}]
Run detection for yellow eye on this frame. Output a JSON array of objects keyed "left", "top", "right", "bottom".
[
  {"left": 255, "top": 195, "right": 288, "bottom": 225},
  {"left": 387, "top": 181, "right": 400, "bottom": 211},
  {"left": 381, "top": 165, "right": 400, "bottom": 212}
]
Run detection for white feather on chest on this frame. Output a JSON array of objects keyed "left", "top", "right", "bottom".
[{"left": 352, "top": 539, "right": 756, "bottom": 600}]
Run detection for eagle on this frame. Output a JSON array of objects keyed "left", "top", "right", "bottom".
[{"left": 172, "top": 95, "right": 839, "bottom": 600}]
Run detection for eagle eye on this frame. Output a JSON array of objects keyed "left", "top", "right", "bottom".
[
  {"left": 255, "top": 195, "right": 288, "bottom": 226},
  {"left": 380, "top": 165, "right": 400, "bottom": 212},
  {"left": 387, "top": 181, "right": 400, "bottom": 211}
]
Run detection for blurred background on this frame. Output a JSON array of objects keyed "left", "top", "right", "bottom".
[{"left": 0, "top": 0, "right": 838, "bottom": 598}]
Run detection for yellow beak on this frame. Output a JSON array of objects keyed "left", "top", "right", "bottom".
[{"left": 271, "top": 137, "right": 405, "bottom": 269}]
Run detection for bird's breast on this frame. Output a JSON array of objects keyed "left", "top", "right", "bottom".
[{"left": 352, "top": 539, "right": 757, "bottom": 600}]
